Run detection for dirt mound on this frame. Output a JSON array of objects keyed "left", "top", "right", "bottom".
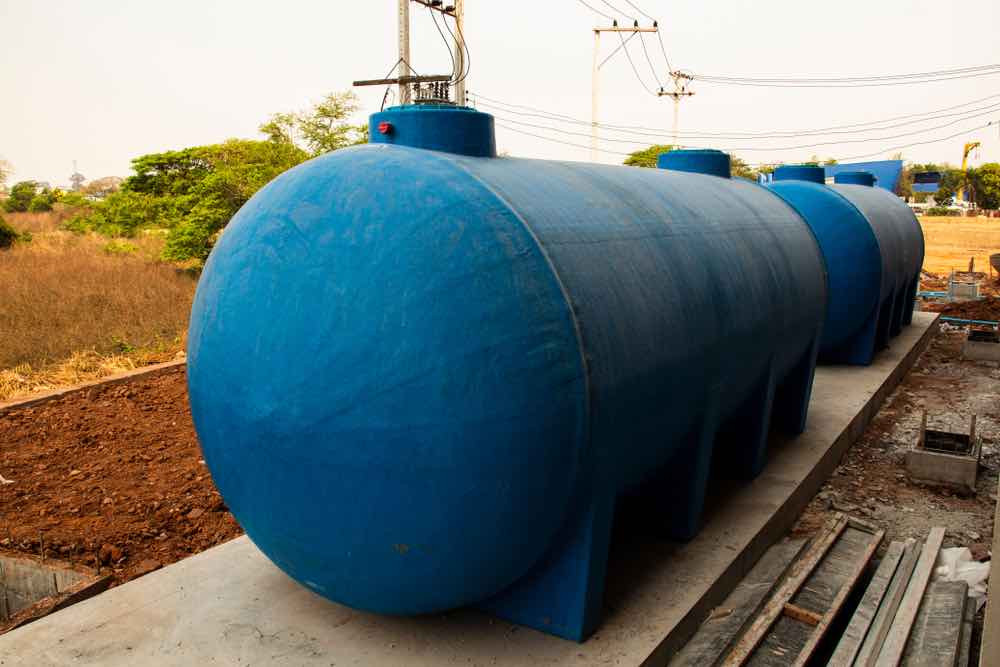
[
  {"left": 923, "top": 296, "right": 1000, "bottom": 322},
  {"left": 0, "top": 366, "right": 242, "bottom": 586}
]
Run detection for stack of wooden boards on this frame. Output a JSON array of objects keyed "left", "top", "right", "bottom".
[{"left": 673, "top": 516, "right": 975, "bottom": 666}]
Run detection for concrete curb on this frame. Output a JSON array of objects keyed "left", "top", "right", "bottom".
[{"left": 0, "top": 360, "right": 187, "bottom": 416}]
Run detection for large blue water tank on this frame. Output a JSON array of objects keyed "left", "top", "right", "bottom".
[
  {"left": 187, "top": 106, "right": 826, "bottom": 642},
  {"left": 767, "top": 166, "right": 886, "bottom": 363},
  {"left": 831, "top": 172, "right": 925, "bottom": 332}
]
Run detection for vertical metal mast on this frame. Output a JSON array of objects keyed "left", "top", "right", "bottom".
[
  {"left": 454, "top": 0, "right": 466, "bottom": 106},
  {"left": 398, "top": 0, "right": 412, "bottom": 105}
]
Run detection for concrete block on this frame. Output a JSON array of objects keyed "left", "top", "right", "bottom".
[
  {"left": 963, "top": 339, "right": 1000, "bottom": 362},
  {"left": 906, "top": 413, "right": 981, "bottom": 495}
]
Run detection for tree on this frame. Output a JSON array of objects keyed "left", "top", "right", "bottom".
[
  {"left": 70, "top": 139, "right": 309, "bottom": 261},
  {"left": 970, "top": 163, "right": 1000, "bottom": 210},
  {"left": 731, "top": 156, "right": 755, "bottom": 180},
  {"left": 83, "top": 176, "right": 123, "bottom": 199},
  {"left": 623, "top": 144, "right": 674, "bottom": 168},
  {"left": 3, "top": 181, "right": 38, "bottom": 212},
  {"left": 260, "top": 90, "right": 367, "bottom": 156},
  {"left": 934, "top": 168, "right": 965, "bottom": 207}
]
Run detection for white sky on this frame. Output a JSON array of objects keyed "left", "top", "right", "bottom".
[{"left": 2, "top": 0, "right": 999, "bottom": 185}]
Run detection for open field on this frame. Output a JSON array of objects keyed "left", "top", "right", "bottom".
[
  {"left": 0, "top": 213, "right": 195, "bottom": 400},
  {"left": 919, "top": 215, "right": 1000, "bottom": 276}
]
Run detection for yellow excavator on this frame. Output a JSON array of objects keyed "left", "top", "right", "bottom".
[{"left": 957, "top": 141, "right": 981, "bottom": 204}]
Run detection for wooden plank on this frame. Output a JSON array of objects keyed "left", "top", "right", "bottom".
[
  {"left": 874, "top": 527, "right": 946, "bottom": 667},
  {"left": 674, "top": 538, "right": 808, "bottom": 666},
  {"left": 900, "top": 580, "right": 968, "bottom": 666},
  {"left": 958, "top": 596, "right": 974, "bottom": 667},
  {"left": 791, "top": 524, "right": 884, "bottom": 667},
  {"left": 828, "top": 540, "right": 908, "bottom": 666},
  {"left": 855, "top": 540, "right": 920, "bottom": 667},
  {"left": 721, "top": 514, "right": 848, "bottom": 666}
]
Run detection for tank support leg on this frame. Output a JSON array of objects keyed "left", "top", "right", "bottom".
[
  {"left": 773, "top": 336, "right": 820, "bottom": 435},
  {"left": 889, "top": 288, "right": 905, "bottom": 338},
  {"left": 822, "top": 308, "right": 878, "bottom": 366},
  {"left": 658, "top": 393, "right": 721, "bottom": 541},
  {"left": 903, "top": 275, "right": 919, "bottom": 326},
  {"left": 477, "top": 492, "right": 616, "bottom": 642},
  {"left": 875, "top": 296, "right": 894, "bottom": 350},
  {"left": 716, "top": 362, "right": 776, "bottom": 479}
]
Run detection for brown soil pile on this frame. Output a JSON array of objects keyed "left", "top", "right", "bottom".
[
  {"left": 922, "top": 296, "right": 1000, "bottom": 322},
  {"left": 0, "top": 366, "right": 242, "bottom": 586}
]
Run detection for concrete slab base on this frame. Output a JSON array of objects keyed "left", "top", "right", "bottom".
[{"left": 0, "top": 312, "right": 939, "bottom": 667}]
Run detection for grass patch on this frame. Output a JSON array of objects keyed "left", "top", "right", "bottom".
[
  {"left": 919, "top": 216, "right": 1000, "bottom": 275},
  {"left": 0, "top": 224, "right": 195, "bottom": 371}
]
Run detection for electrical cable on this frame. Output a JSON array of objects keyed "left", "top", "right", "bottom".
[
  {"left": 656, "top": 30, "right": 674, "bottom": 74},
  {"left": 574, "top": 0, "right": 614, "bottom": 21},
  {"left": 692, "top": 66, "right": 1000, "bottom": 88},
  {"left": 621, "top": 0, "right": 655, "bottom": 22},
  {"left": 469, "top": 90, "right": 1000, "bottom": 141},
  {"left": 695, "top": 63, "right": 1000, "bottom": 83},
  {"left": 638, "top": 32, "right": 665, "bottom": 88},
  {"left": 427, "top": 6, "right": 458, "bottom": 84},
  {"left": 493, "top": 118, "right": 996, "bottom": 166},
  {"left": 597, "top": 0, "right": 632, "bottom": 20},
  {"left": 487, "top": 105, "right": 999, "bottom": 152},
  {"left": 617, "top": 31, "right": 658, "bottom": 95},
  {"left": 441, "top": 8, "right": 471, "bottom": 85}
]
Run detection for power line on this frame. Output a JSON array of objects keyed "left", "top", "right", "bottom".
[
  {"left": 692, "top": 65, "right": 1000, "bottom": 88},
  {"left": 426, "top": 6, "right": 457, "bottom": 83},
  {"left": 656, "top": 30, "right": 674, "bottom": 74},
  {"left": 695, "top": 63, "right": 1000, "bottom": 84},
  {"left": 617, "top": 30, "right": 658, "bottom": 95},
  {"left": 493, "top": 117, "right": 996, "bottom": 166},
  {"left": 575, "top": 0, "right": 614, "bottom": 20},
  {"left": 622, "top": 0, "right": 655, "bottom": 22},
  {"left": 486, "top": 105, "right": 1000, "bottom": 152},
  {"left": 638, "top": 32, "right": 665, "bottom": 88},
  {"left": 468, "top": 90, "right": 1000, "bottom": 140}
]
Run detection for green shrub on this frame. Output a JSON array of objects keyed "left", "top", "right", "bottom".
[
  {"left": 0, "top": 215, "right": 17, "bottom": 248},
  {"left": 27, "top": 194, "right": 53, "bottom": 212},
  {"left": 926, "top": 206, "right": 961, "bottom": 217},
  {"left": 102, "top": 239, "right": 139, "bottom": 255}
]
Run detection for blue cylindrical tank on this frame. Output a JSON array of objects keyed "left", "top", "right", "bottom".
[
  {"left": 187, "top": 106, "right": 826, "bottom": 642},
  {"left": 831, "top": 172, "right": 925, "bottom": 331},
  {"left": 765, "top": 165, "right": 886, "bottom": 363}
]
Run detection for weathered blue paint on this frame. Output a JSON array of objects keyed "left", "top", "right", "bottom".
[
  {"left": 834, "top": 171, "right": 877, "bottom": 187},
  {"left": 657, "top": 148, "right": 731, "bottom": 178},
  {"left": 369, "top": 104, "right": 496, "bottom": 157},
  {"left": 766, "top": 178, "right": 883, "bottom": 364},
  {"left": 830, "top": 181, "right": 925, "bottom": 334},
  {"left": 187, "top": 107, "right": 826, "bottom": 643}
]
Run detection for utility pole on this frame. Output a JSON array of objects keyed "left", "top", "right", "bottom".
[
  {"left": 353, "top": 2, "right": 454, "bottom": 105},
  {"left": 454, "top": 0, "right": 466, "bottom": 106},
  {"left": 398, "top": 0, "right": 412, "bottom": 104},
  {"left": 658, "top": 72, "right": 694, "bottom": 148},
  {"left": 591, "top": 23, "right": 659, "bottom": 162}
]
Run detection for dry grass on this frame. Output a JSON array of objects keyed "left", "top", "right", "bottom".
[
  {"left": 0, "top": 348, "right": 183, "bottom": 402},
  {"left": 919, "top": 216, "right": 1000, "bottom": 276},
  {"left": 5, "top": 205, "right": 81, "bottom": 234},
  {"left": 0, "top": 220, "right": 195, "bottom": 375}
]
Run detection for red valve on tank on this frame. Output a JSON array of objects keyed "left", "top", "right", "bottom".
[{"left": 378, "top": 121, "right": 394, "bottom": 135}]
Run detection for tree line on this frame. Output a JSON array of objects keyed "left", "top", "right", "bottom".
[{"left": 0, "top": 91, "right": 365, "bottom": 263}]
